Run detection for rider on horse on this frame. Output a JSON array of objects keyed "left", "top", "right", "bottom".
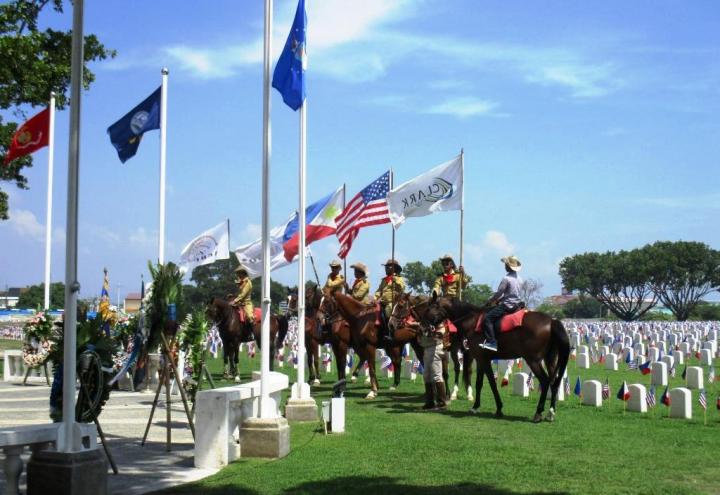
[
  {"left": 480, "top": 256, "right": 523, "bottom": 352},
  {"left": 232, "top": 266, "right": 255, "bottom": 326},
  {"left": 346, "top": 262, "right": 370, "bottom": 303},
  {"left": 375, "top": 259, "right": 405, "bottom": 345},
  {"left": 324, "top": 259, "right": 345, "bottom": 295},
  {"left": 433, "top": 254, "right": 469, "bottom": 299}
]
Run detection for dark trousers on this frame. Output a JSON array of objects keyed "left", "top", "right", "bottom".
[{"left": 482, "top": 305, "right": 508, "bottom": 342}]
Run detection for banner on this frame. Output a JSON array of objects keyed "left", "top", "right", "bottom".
[
  {"left": 235, "top": 216, "right": 297, "bottom": 278},
  {"left": 387, "top": 155, "right": 463, "bottom": 228},
  {"left": 178, "top": 220, "right": 230, "bottom": 274}
]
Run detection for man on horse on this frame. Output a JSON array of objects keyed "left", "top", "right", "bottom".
[
  {"left": 232, "top": 266, "right": 255, "bottom": 327},
  {"left": 346, "top": 262, "right": 370, "bottom": 304},
  {"left": 433, "top": 254, "right": 469, "bottom": 299},
  {"left": 480, "top": 256, "right": 523, "bottom": 352},
  {"left": 374, "top": 259, "right": 405, "bottom": 345},
  {"left": 323, "top": 259, "right": 345, "bottom": 296}
]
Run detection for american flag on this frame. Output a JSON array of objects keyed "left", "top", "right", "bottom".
[
  {"left": 564, "top": 377, "right": 571, "bottom": 396},
  {"left": 602, "top": 378, "right": 610, "bottom": 400},
  {"left": 708, "top": 366, "right": 716, "bottom": 383},
  {"left": 335, "top": 171, "right": 390, "bottom": 258},
  {"left": 699, "top": 389, "right": 707, "bottom": 410},
  {"left": 526, "top": 373, "right": 534, "bottom": 391},
  {"left": 647, "top": 385, "right": 656, "bottom": 407}
]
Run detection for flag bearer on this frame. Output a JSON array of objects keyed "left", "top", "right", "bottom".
[
  {"left": 323, "top": 259, "right": 345, "bottom": 296},
  {"left": 232, "top": 266, "right": 254, "bottom": 324},
  {"left": 480, "top": 256, "right": 523, "bottom": 352},
  {"left": 374, "top": 259, "right": 405, "bottom": 344},
  {"left": 347, "top": 262, "right": 370, "bottom": 304}
]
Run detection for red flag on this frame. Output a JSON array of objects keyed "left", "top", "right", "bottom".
[{"left": 4, "top": 108, "right": 50, "bottom": 165}]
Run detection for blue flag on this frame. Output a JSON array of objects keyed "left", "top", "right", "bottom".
[
  {"left": 272, "top": 0, "right": 306, "bottom": 110},
  {"left": 107, "top": 87, "right": 161, "bottom": 163}
]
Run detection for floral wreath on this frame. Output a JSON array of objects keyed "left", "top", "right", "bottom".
[{"left": 22, "top": 311, "right": 55, "bottom": 368}]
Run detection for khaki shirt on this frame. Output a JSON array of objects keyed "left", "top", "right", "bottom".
[
  {"left": 433, "top": 270, "right": 470, "bottom": 298},
  {"left": 350, "top": 278, "right": 370, "bottom": 303},
  {"left": 374, "top": 275, "right": 405, "bottom": 305},
  {"left": 324, "top": 274, "right": 345, "bottom": 295},
  {"left": 233, "top": 278, "right": 253, "bottom": 306}
]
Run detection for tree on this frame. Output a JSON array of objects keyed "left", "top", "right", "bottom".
[
  {"left": 16, "top": 281, "right": 64, "bottom": 308},
  {"left": 646, "top": 241, "right": 720, "bottom": 321},
  {"left": 461, "top": 283, "right": 493, "bottom": 306},
  {"left": 518, "top": 278, "right": 543, "bottom": 308},
  {"left": 559, "top": 249, "right": 658, "bottom": 321},
  {"left": 535, "top": 302, "right": 565, "bottom": 319},
  {"left": 688, "top": 301, "right": 720, "bottom": 321},
  {"left": 0, "top": 0, "right": 115, "bottom": 219},
  {"left": 562, "top": 295, "right": 603, "bottom": 319}
]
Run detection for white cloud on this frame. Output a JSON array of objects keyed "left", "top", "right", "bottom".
[
  {"left": 465, "top": 230, "right": 516, "bottom": 264},
  {"left": 6, "top": 209, "right": 45, "bottom": 242},
  {"left": 424, "top": 97, "right": 501, "bottom": 118},
  {"left": 128, "top": 227, "right": 158, "bottom": 250},
  {"left": 526, "top": 63, "right": 620, "bottom": 98}
]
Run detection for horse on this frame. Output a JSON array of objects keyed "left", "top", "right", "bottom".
[
  {"left": 421, "top": 294, "right": 570, "bottom": 422},
  {"left": 206, "top": 297, "right": 282, "bottom": 382},
  {"left": 321, "top": 291, "right": 425, "bottom": 399}
]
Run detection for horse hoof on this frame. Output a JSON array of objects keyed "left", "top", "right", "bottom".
[
  {"left": 312, "top": 379, "right": 321, "bottom": 386},
  {"left": 469, "top": 408, "right": 479, "bottom": 414},
  {"left": 545, "top": 408, "right": 556, "bottom": 422},
  {"left": 365, "top": 391, "right": 376, "bottom": 400},
  {"left": 234, "top": 376, "right": 241, "bottom": 383},
  {"left": 389, "top": 386, "right": 397, "bottom": 391},
  {"left": 364, "top": 377, "right": 371, "bottom": 384},
  {"left": 532, "top": 413, "right": 543, "bottom": 423},
  {"left": 450, "top": 384, "right": 458, "bottom": 401},
  {"left": 350, "top": 376, "right": 357, "bottom": 383},
  {"left": 467, "top": 394, "right": 474, "bottom": 402}
]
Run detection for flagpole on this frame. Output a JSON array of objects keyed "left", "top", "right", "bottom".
[
  {"left": 158, "top": 67, "right": 169, "bottom": 264},
  {"left": 390, "top": 168, "right": 395, "bottom": 263},
  {"left": 458, "top": 148, "right": 464, "bottom": 302},
  {"left": 342, "top": 183, "right": 347, "bottom": 282},
  {"left": 60, "top": 0, "right": 83, "bottom": 453},
  {"left": 43, "top": 92, "right": 56, "bottom": 310},
  {"left": 294, "top": 97, "right": 308, "bottom": 400},
  {"left": 259, "top": 0, "right": 273, "bottom": 418}
]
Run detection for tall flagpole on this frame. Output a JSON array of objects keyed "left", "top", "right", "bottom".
[
  {"left": 390, "top": 168, "right": 395, "bottom": 264},
  {"left": 159, "top": 68, "right": 169, "bottom": 264},
  {"left": 342, "top": 183, "right": 347, "bottom": 281},
  {"left": 459, "top": 148, "right": 465, "bottom": 302},
  {"left": 60, "top": 0, "right": 83, "bottom": 453},
  {"left": 259, "top": 0, "right": 273, "bottom": 418},
  {"left": 43, "top": 92, "right": 56, "bottom": 310},
  {"left": 294, "top": 98, "right": 308, "bottom": 400}
]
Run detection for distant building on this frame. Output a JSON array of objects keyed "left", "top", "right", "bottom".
[
  {"left": 0, "top": 288, "right": 27, "bottom": 309},
  {"left": 546, "top": 294, "right": 578, "bottom": 307},
  {"left": 124, "top": 293, "right": 142, "bottom": 314}
]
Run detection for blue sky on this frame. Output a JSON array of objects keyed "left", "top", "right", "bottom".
[{"left": 2, "top": 0, "right": 719, "bottom": 304}]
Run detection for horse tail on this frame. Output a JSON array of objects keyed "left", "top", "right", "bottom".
[{"left": 549, "top": 319, "right": 570, "bottom": 388}]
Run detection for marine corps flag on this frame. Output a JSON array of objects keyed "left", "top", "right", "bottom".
[
  {"left": 4, "top": 107, "right": 50, "bottom": 165},
  {"left": 107, "top": 87, "right": 161, "bottom": 163}
]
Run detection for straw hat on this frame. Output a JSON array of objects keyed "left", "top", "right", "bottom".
[
  {"left": 350, "top": 262, "right": 368, "bottom": 275},
  {"left": 440, "top": 253, "right": 456, "bottom": 268},
  {"left": 329, "top": 259, "right": 342, "bottom": 268},
  {"left": 501, "top": 256, "right": 522, "bottom": 272},
  {"left": 382, "top": 259, "right": 402, "bottom": 274},
  {"left": 234, "top": 266, "right": 248, "bottom": 276}
]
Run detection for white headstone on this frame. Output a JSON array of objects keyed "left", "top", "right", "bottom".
[
  {"left": 577, "top": 353, "right": 591, "bottom": 369},
  {"left": 669, "top": 387, "right": 692, "bottom": 419},
  {"left": 633, "top": 343, "right": 646, "bottom": 356},
  {"left": 651, "top": 361, "right": 668, "bottom": 386},
  {"left": 627, "top": 384, "right": 647, "bottom": 413},
  {"left": 672, "top": 350, "right": 684, "bottom": 365},
  {"left": 599, "top": 345, "right": 610, "bottom": 357},
  {"left": 578, "top": 345, "right": 589, "bottom": 356},
  {"left": 512, "top": 372, "right": 530, "bottom": 397},
  {"left": 648, "top": 347, "right": 659, "bottom": 362},
  {"left": 660, "top": 355, "right": 675, "bottom": 371},
  {"left": 703, "top": 340, "right": 717, "bottom": 356},
  {"left": 686, "top": 366, "right": 703, "bottom": 389},
  {"left": 571, "top": 333, "right": 581, "bottom": 347},
  {"left": 623, "top": 348, "right": 635, "bottom": 363},
  {"left": 657, "top": 341, "right": 667, "bottom": 354},
  {"left": 679, "top": 342, "right": 691, "bottom": 357},
  {"left": 556, "top": 378, "right": 565, "bottom": 401},
  {"left": 605, "top": 353, "right": 618, "bottom": 371},
  {"left": 582, "top": 380, "right": 602, "bottom": 407},
  {"left": 699, "top": 349, "right": 712, "bottom": 366}
]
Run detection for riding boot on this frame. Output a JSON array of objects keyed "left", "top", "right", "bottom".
[
  {"left": 422, "top": 382, "right": 435, "bottom": 410},
  {"left": 434, "top": 381, "right": 447, "bottom": 410}
]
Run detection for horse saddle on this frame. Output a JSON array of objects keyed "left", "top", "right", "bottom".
[
  {"left": 237, "top": 307, "right": 262, "bottom": 324},
  {"left": 474, "top": 308, "right": 527, "bottom": 334}
]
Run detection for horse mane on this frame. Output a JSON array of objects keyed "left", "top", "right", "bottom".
[
  {"left": 448, "top": 298, "right": 483, "bottom": 315},
  {"left": 333, "top": 292, "right": 367, "bottom": 320}
]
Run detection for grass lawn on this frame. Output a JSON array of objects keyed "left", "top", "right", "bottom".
[{"left": 155, "top": 348, "right": 720, "bottom": 495}]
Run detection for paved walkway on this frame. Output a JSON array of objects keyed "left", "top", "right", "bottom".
[{"left": 0, "top": 381, "right": 217, "bottom": 494}]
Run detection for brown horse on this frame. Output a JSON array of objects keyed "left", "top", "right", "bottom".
[
  {"left": 421, "top": 294, "right": 570, "bottom": 422},
  {"left": 206, "top": 297, "right": 283, "bottom": 382},
  {"left": 322, "top": 291, "right": 424, "bottom": 399}
]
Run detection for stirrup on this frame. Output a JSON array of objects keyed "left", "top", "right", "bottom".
[{"left": 480, "top": 340, "right": 497, "bottom": 352}]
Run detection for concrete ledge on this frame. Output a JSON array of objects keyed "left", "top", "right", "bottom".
[
  {"left": 239, "top": 417, "right": 290, "bottom": 459},
  {"left": 285, "top": 398, "right": 318, "bottom": 422}
]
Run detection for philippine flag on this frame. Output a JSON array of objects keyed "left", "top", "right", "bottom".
[
  {"left": 639, "top": 360, "right": 652, "bottom": 375},
  {"left": 616, "top": 381, "right": 630, "bottom": 401},
  {"left": 282, "top": 187, "right": 345, "bottom": 261}
]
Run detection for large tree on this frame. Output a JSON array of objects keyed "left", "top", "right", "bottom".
[
  {"left": 0, "top": 0, "right": 115, "bottom": 219},
  {"left": 518, "top": 278, "right": 544, "bottom": 308},
  {"left": 645, "top": 241, "right": 720, "bottom": 321},
  {"left": 401, "top": 259, "right": 492, "bottom": 305},
  {"left": 16, "top": 281, "right": 64, "bottom": 308},
  {"left": 559, "top": 249, "right": 658, "bottom": 321}
]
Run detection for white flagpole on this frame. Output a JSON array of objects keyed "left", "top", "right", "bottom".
[
  {"left": 159, "top": 67, "right": 169, "bottom": 264},
  {"left": 294, "top": 99, "right": 308, "bottom": 400},
  {"left": 43, "top": 92, "right": 56, "bottom": 310},
  {"left": 259, "top": 0, "right": 273, "bottom": 418},
  {"left": 459, "top": 148, "right": 464, "bottom": 302},
  {"left": 60, "top": 0, "right": 83, "bottom": 453}
]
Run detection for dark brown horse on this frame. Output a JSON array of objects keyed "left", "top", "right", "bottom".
[
  {"left": 322, "top": 291, "right": 425, "bottom": 399},
  {"left": 206, "top": 297, "right": 284, "bottom": 382},
  {"left": 421, "top": 294, "right": 570, "bottom": 422}
]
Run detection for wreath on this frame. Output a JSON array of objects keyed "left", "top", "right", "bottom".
[
  {"left": 22, "top": 311, "right": 55, "bottom": 367},
  {"left": 177, "top": 309, "right": 210, "bottom": 403}
]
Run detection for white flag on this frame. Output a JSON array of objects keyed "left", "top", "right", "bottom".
[
  {"left": 178, "top": 220, "right": 230, "bottom": 273},
  {"left": 387, "top": 154, "right": 463, "bottom": 228},
  {"left": 234, "top": 216, "right": 297, "bottom": 278}
]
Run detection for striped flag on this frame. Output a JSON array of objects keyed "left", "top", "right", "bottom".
[
  {"left": 699, "top": 389, "right": 707, "bottom": 410},
  {"left": 335, "top": 171, "right": 390, "bottom": 258},
  {"left": 526, "top": 373, "right": 534, "bottom": 391},
  {"left": 647, "top": 385, "right": 656, "bottom": 407},
  {"left": 602, "top": 378, "right": 610, "bottom": 400},
  {"left": 380, "top": 354, "right": 393, "bottom": 371},
  {"left": 565, "top": 376, "right": 571, "bottom": 396}
]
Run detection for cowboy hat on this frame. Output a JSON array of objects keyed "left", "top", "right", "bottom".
[
  {"left": 501, "top": 256, "right": 522, "bottom": 272},
  {"left": 350, "top": 262, "right": 368, "bottom": 275},
  {"left": 382, "top": 258, "right": 402, "bottom": 274},
  {"left": 234, "top": 266, "right": 249, "bottom": 276},
  {"left": 439, "top": 253, "right": 456, "bottom": 267},
  {"left": 329, "top": 259, "right": 342, "bottom": 268}
]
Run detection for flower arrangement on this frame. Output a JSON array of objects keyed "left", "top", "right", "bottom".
[
  {"left": 22, "top": 311, "right": 56, "bottom": 367},
  {"left": 177, "top": 309, "right": 210, "bottom": 403}
]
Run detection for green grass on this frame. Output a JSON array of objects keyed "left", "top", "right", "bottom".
[{"left": 155, "top": 349, "right": 720, "bottom": 495}]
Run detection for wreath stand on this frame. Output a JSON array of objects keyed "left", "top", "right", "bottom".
[
  {"left": 140, "top": 332, "right": 195, "bottom": 452},
  {"left": 22, "top": 362, "right": 51, "bottom": 386},
  {"left": 189, "top": 350, "right": 215, "bottom": 417}
]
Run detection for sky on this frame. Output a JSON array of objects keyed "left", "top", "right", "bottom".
[{"left": 1, "top": 0, "right": 719, "bottom": 305}]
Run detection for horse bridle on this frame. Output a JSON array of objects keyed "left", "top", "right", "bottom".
[{"left": 317, "top": 296, "right": 343, "bottom": 327}]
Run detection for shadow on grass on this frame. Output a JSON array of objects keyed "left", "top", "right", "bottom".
[{"left": 155, "top": 475, "right": 570, "bottom": 495}]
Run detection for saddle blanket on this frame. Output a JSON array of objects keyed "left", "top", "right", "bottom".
[
  {"left": 237, "top": 307, "right": 262, "bottom": 323},
  {"left": 474, "top": 309, "right": 527, "bottom": 334}
]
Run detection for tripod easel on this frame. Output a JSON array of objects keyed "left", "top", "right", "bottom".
[
  {"left": 190, "top": 350, "right": 215, "bottom": 417},
  {"left": 140, "top": 332, "right": 195, "bottom": 451}
]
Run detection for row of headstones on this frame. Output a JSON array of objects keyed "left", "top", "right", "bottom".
[
  {"left": 579, "top": 381, "right": 699, "bottom": 419},
  {"left": 569, "top": 329, "right": 718, "bottom": 358}
]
